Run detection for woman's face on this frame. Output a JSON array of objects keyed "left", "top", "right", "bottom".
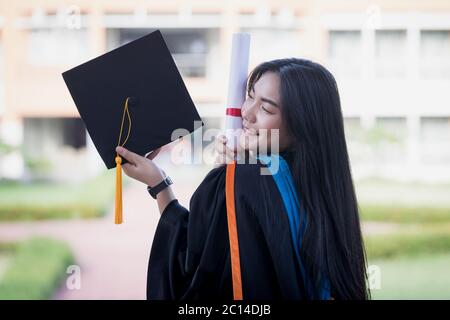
[{"left": 240, "top": 71, "right": 292, "bottom": 152}]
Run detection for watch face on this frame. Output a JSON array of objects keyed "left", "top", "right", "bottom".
[{"left": 147, "top": 176, "right": 172, "bottom": 199}]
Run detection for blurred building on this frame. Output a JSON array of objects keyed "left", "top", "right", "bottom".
[{"left": 0, "top": 0, "right": 449, "bottom": 182}]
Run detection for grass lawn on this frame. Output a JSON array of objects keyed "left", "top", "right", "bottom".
[
  {"left": 369, "top": 253, "right": 450, "bottom": 299},
  {"left": 357, "top": 178, "right": 450, "bottom": 224},
  {"left": 0, "top": 171, "right": 120, "bottom": 221},
  {"left": 0, "top": 238, "right": 73, "bottom": 299},
  {"left": 364, "top": 223, "right": 450, "bottom": 259},
  {"left": 0, "top": 252, "right": 13, "bottom": 283},
  {"left": 357, "top": 178, "right": 450, "bottom": 299}
]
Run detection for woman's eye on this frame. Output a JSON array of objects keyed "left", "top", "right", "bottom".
[{"left": 261, "top": 105, "right": 272, "bottom": 114}]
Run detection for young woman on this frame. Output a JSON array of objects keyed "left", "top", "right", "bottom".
[{"left": 115, "top": 58, "right": 370, "bottom": 300}]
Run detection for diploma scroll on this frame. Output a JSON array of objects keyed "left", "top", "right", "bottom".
[{"left": 224, "top": 33, "right": 251, "bottom": 151}]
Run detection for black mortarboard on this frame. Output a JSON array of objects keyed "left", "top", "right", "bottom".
[
  {"left": 62, "top": 29, "right": 203, "bottom": 170},
  {"left": 62, "top": 29, "right": 204, "bottom": 224}
]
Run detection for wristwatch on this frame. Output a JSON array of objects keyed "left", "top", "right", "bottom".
[{"left": 147, "top": 176, "right": 173, "bottom": 199}]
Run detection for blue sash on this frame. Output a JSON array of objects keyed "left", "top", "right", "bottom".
[{"left": 257, "top": 154, "right": 331, "bottom": 300}]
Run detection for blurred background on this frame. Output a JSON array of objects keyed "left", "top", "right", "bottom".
[{"left": 0, "top": 0, "right": 449, "bottom": 300}]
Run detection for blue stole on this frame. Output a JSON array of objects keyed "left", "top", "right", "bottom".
[{"left": 257, "top": 154, "right": 331, "bottom": 300}]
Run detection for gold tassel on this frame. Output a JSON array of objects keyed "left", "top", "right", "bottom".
[
  {"left": 115, "top": 155, "right": 123, "bottom": 224},
  {"left": 114, "top": 97, "right": 131, "bottom": 225}
]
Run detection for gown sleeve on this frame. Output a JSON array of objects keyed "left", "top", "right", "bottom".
[{"left": 146, "top": 165, "right": 232, "bottom": 300}]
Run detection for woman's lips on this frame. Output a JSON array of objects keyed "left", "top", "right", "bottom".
[{"left": 243, "top": 126, "right": 258, "bottom": 136}]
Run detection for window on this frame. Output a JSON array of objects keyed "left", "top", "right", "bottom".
[
  {"left": 62, "top": 118, "right": 87, "bottom": 149},
  {"left": 421, "top": 117, "right": 450, "bottom": 143},
  {"left": 420, "top": 117, "right": 450, "bottom": 164},
  {"left": 375, "top": 117, "right": 408, "bottom": 141},
  {"left": 27, "top": 27, "right": 90, "bottom": 66},
  {"left": 375, "top": 30, "right": 407, "bottom": 78},
  {"left": 239, "top": 28, "right": 301, "bottom": 64},
  {"left": 107, "top": 28, "right": 211, "bottom": 78},
  {"left": 23, "top": 118, "right": 86, "bottom": 159},
  {"left": 370, "top": 117, "right": 408, "bottom": 163},
  {"left": 328, "top": 31, "right": 362, "bottom": 78},
  {"left": 420, "top": 30, "right": 450, "bottom": 78}
]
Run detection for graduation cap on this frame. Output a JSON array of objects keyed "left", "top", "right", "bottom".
[{"left": 62, "top": 29, "right": 203, "bottom": 224}]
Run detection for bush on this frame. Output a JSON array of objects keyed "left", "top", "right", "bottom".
[
  {"left": 0, "top": 204, "right": 102, "bottom": 221},
  {"left": 364, "top": 225, "right": 450, "bottom": 260},
  {"left": 360, "top": 205, "right": 450, "bottom": 224},
  {"left": 0, "top": 237, "right": 74, "bottom": 299},
  {"left": 0, "top": 171, "right": 119, "bottom": 221}
]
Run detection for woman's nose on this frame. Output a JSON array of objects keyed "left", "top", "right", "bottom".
[{"left": 242, "top": 101, "right": 257, "bottom": 124}]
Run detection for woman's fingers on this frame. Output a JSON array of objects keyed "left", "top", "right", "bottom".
[
  {"left": 214, "top": 134, "right": 237, "bottom": 165},
  {"left": 214, "top": 135, "right": 227, "bottom": 154},
  {"left": 215, "top": 135, "right": 235, "bottom": 156},
  {"left": 114, "top": 146, "right": 166, "bottom": 187},
  {"left": 225, "top": 145, "right": 235, "bottom": 158},
  {"left": 121, "top": 163, "right": 136, "bottom": 176},
  {"left": 116, "top": 146, "right": 139, "bottom": 164},
  {"left": 214, "top": 147, "right": 236, "bottom": 167}
]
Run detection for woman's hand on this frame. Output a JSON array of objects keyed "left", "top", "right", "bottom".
[
  {"left": 115, "top": 146, "right": 165, "bottom": 187},
  {"left": 213, "top": 128, "right": 261, "bottom": 167},
  {"left": 213, "top": 134, "right": 237, "bottom": 168}
]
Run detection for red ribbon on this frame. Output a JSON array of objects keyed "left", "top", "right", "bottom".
[{"left": 226, "top": 108, "right": 241, "bottom": 117}]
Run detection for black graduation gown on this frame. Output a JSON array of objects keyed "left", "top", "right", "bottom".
[{"left": 146, "top": 159, "right": 308, "bottom": 300}]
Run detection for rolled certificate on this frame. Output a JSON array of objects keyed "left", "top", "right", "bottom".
[{"left": 225, "top": 33, "right": 251, "bottom": 151}]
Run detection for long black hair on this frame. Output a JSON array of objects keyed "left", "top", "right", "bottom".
[{"left": 247, "top": 58, "right": 370, "bottom": 300}]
